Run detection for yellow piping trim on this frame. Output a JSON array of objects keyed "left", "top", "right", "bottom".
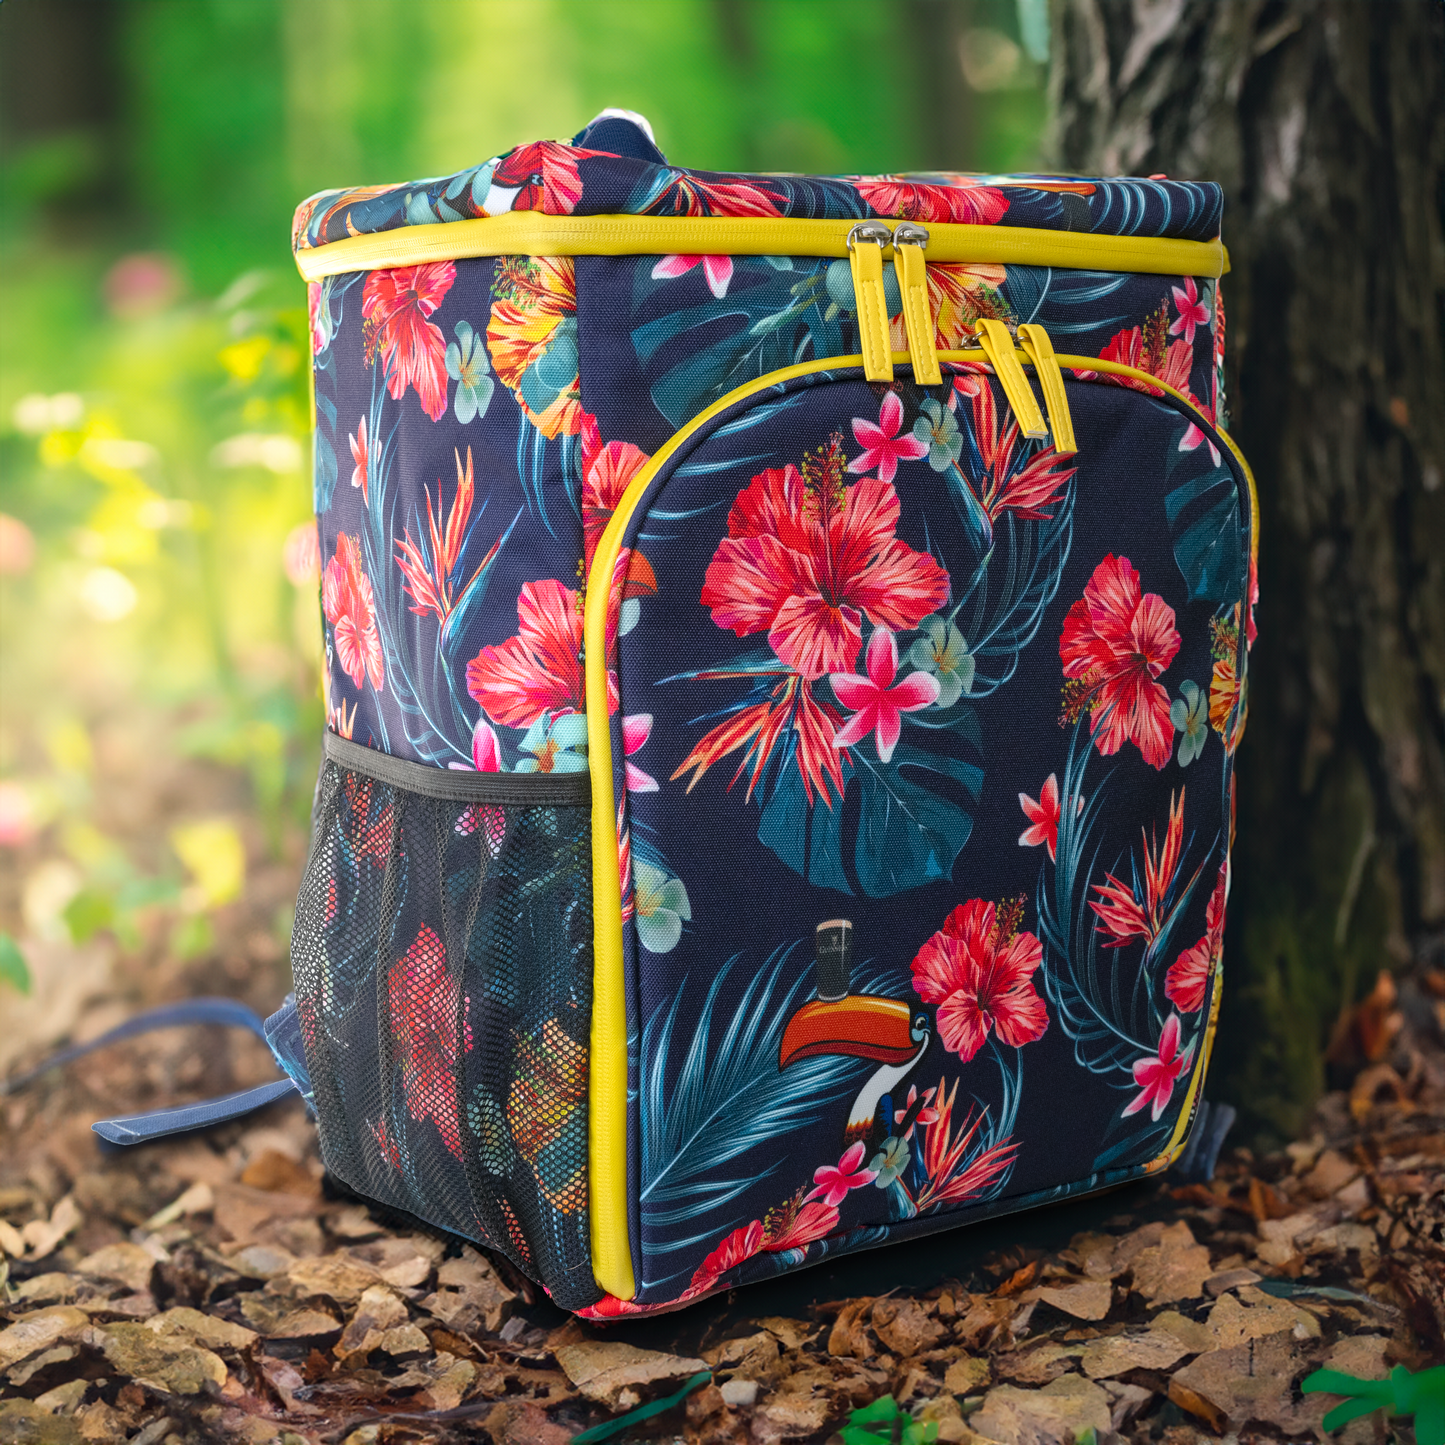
[
  {"left": 975, "top": 320, "right": 1047, "bottom": 439},
  {"left": 293, "top": 211, "right": 1226, "bottom": 282},
  {"left": 849, "top": 240, "right": 893, "bottom": 383},
  {"left": 584, "top": 347, "right": 1256, "bottom": 1300},
  {"left": 894, "top": 243, "right": 941, "bottom": 385},
  {"left": 1017, "top": 324, "right": 1077, "bottom": 456}
]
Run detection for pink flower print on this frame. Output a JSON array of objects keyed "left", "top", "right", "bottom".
[
  {"left": 1178, "top": 420, "right": 1221, "bottom": 467},
  {"left": 471, "top": 718, "right": 502, "bottom": 772},
  {"left": 830, "top": 626, "right": 941, "bottom": 763},
  {"left": 623, "top": 713, "right": 658, "bottom": 793},
  {"left": 349, "top": 416, "right": 369, "bottom": 504},
  {"left": 1018, "top": 773, "right": 1084, "bottom": 862},
  {"left": 1123, "top": 1013, "right": 1196, "bottom": 1122},
  {"left": 893, "top": 1084, "right": 939, "bottom": 1140},
  {"left": 804, "top": 1141, "right": 878, "bottom": 1208},
  {"left": 1169, "top": 276, "right": 1211, "bottom": 347},
  {"left": 848, "top": 391, "right": 928, "bottom": 485},
  {"left": 652, "top": 253, "right": 733, "bottom": 299}
]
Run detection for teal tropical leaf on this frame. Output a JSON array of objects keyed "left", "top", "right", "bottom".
[
  {"left": 1164, "top": 463, "right": 1244, "bottom": 603},
  {"left": 640, "top": 951, "right": 875, "bottom": 1259}
]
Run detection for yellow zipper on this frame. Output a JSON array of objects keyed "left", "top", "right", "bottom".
[
  {"left": 974, "top": 319, "right": 1048, "bottom": 439},
  {"left": 584, "top": 348, "right": 1257, "bottom": 1301},
  {"left": 892, "top": 223, "right": 942, "bottom": 386},
  {"left": 1017, "top": 323, "right": 1078, "bottom": 457},
  {"left": 847, "top": 222, "right": 894, "bottom": 383},
  {"left": 292, "top": 210, "right": 1226, "bottom": 282}
]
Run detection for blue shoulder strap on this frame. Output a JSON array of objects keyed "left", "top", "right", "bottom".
[{"left": 2, "top": 994, "right": 314, "bottom": 1145}]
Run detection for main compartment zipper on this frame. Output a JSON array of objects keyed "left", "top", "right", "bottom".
[{"left": 583, "top": 346, "right": 1258, "bottom": 1303}]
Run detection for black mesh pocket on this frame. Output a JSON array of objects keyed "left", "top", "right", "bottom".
[{"left": 289, "top": 734, "right": 600, "bottom": 1311}]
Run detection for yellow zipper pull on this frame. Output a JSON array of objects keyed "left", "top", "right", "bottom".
[
  {"left": 847, "top": 221, "right": 894, "bottom": 383},
  {"left": 972, "top": 318, "right": 1048, "bottom": 439},
  {"left": 1016, "top": 323, "right": 1077, "bottom": 456},
  {"left": 891, "top": 222, "right": 941, "bottom": 385}
]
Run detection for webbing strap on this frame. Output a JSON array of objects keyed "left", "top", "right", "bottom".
[
  {"left": 93, "top": 1079, "right": 298, "bottom": 1145},
  {"left": 1, "top": 995, "right": 311, "bottom": 1147},
  {"left": 1, "top": 997, "right": 269, "bottom": 1095}
]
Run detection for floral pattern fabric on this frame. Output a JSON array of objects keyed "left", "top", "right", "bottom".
[{"left": 294, "top": 114, "right": 1251, "bottom": 1315}]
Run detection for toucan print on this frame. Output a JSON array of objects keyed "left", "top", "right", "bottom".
[{"left": 778, "top": 920, "right": 931, "bottom": 1148}]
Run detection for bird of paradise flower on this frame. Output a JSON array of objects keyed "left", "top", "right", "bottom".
[
  {"left": 393, "top": 446, "right": 521, "bottom": 653},
  {"left": 1034, "top": 721, "right": 1218, "bottom": 1167}
]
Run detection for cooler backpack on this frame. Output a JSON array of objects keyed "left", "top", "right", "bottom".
[{"left": 82, "top": 111, "right": 1257, "bottom": 1318}]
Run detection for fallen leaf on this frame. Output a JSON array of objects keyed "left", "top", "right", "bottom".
[
  {"left": 993, "top": 1341, "right": 1079, "bottom": 1385},
  {"left": 552, "top": 1340, "right": 707, "bottom": 1409},
  {"left": 421, "top": 1247, "right": 515, "bottom": 1334},
  {"left": 1203, "top": 1266, "right": 1261, "bottom": 1296},
  {"left": 971, "top": 1373, "right": 1112, "bottom": 1445},
  {"left": 238, "top": 1149, "right": 319, "bottom": 1197},
  {"left": 702, "top": 1329, "right": 780, "bottom": 1381},
  {"left": 1024, "top": 1279, "right": 1113, "bottom": 1320},
  {"left": 75, "top": 1243, "right": 156, "bottom": 1295},
  {"left": 143, "top": 1307, "right": 256, "bottom": 1352},
  {"left": 141, "top": 1180, "right": 214, "bottom": 1232},
  {"left": 872, "top": 1297, "right": 946, "bottom": 1356},
  {"left": 944, "top": 1354, "right": 992, "bottom": 1394},
  {"left": 482, "top": 1401, "right": 574, "bottom": 1445},
  {"left": 1206, "top": 1286, "right": 1320, "bottom": 1347},
  {"left": 757, "top": 1316, "right": 818, "bottom": 1351},
  {"left": 21, "top": 1195, "right": 82, "bottom": 1259},
  {"left": 0, "top": 1399, "right": 84, "bottom": 1445},
  {"left": 96, "top": 1321, "right": 226, "bottom": 1394},
  {"left": 281, "top": 1252, "right": 383, "bottom": 1305},
  {"left": 1168, "top": 1332, "right": 1315, "bottom": 1434},
  {"left": 1129, "top": 1220, "right": 1213, "bottom": 1302},
  {"left": 1079, "top": 1327, "right": 1193, "bottom": 1379},
  {"left": 0, "top": 1306, "right": 90, "bottom": 1372},
  {"left": 376, "top": 1322, "right": 429, "bottom": 1355},
  {"left": 14, "top": 1273, "right": 80, "bottom": 1305},
  {"left": 828, "top": 1297, "right": 876, "bottom": 1359}
]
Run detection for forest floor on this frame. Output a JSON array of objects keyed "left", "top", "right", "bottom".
[{"left": 1, "top": 742, "right": 1443, "bottom": 1445}]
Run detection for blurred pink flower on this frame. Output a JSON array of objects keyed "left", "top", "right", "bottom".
[
  {"left": 0, "top": 514, "right": 35, "bottom": 575},
  {"left": 283, "top": 522, "right": 321, "bottom": 587}
]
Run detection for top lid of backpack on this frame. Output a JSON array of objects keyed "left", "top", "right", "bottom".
[{"left": 291, "top": 110, "right": 1224, "bottom": 277}]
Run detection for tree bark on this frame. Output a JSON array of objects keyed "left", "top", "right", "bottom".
[{"left": 1049, "top": 0, "right": 1445, "bottom": 1142}]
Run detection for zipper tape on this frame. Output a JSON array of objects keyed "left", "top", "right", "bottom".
[
  {"left": 583, "top": 348, "right": 1257, "bottom": 1301},
  {"left": 294, "top": 211, "right": 1227, "bottom": 282}
]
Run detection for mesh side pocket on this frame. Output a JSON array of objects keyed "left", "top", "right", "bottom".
[{"left": 289, "top": 738, "right": 599, "bottom": 1310}]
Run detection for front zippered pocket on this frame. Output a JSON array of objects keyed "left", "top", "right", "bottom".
[{"left": 585, "top": 348, "right": 1255, "bottom": 1305}]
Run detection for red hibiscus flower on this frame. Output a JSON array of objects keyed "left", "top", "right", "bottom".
[
  {"left": 1059, "top": 554, "right": 1180, "bottom": 770},
  {"left": 1166, "top": 860, "right": 1227, "bottom": 1012},
  {"left": 762, "top": 1197, "right": 839, "bottom": 1253},
  {"left": 388, "top": 925, "right": 472, "bottom": 1160},
  {"left": 911, "top": 898, "right": 1049, "bottom": 1063},
  {"left": 849, "top": 391, "right": 928, "bottom": 485},
  {"left": 489, "top": 141, "right": 601, "bottom": 215},
  {"left": 322, "top": 533, "right": 385, "bottom": 692},
  {"left": 853, "top": 175, "right": 1010, "bottom": 225},
  {"left": 688, "top": 1220, "right": 763, "bottom": 1296},
  {"left": 1124, "top": 1013, "right": 1195, "bottom": 1122},
  {"left": 580, "top": 412, "right": 650, "bottom": 568},
  {"left": 830, "top": 625, "right": 940, "bottom": 763},
  {"left": 701, "top": 435, "right": 949, "bottom": 681},
  {"left": 466, "top": 579, "right": 586, "bottom": 728},
  {"left": 1090, "top": 789, "right": 1189, "bottom": 948},
  {"left": 1018, "top": 772, "right": 1084, "bottom": 862},
  {"left": 362, "top": 262, "right": 455, "bottom": 422}
]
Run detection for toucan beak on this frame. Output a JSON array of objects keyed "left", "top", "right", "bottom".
[{"left": 779, "top": 994, "right": 918, "bottom": 1069}]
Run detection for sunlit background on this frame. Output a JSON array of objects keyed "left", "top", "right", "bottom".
[{"left": 0, "top": 0, "right": 1046, "bottom": 1070}]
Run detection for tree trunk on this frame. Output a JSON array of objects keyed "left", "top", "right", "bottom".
[{"left": 1049, "top": 0, "right": 1445, "bottom": 1143}]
